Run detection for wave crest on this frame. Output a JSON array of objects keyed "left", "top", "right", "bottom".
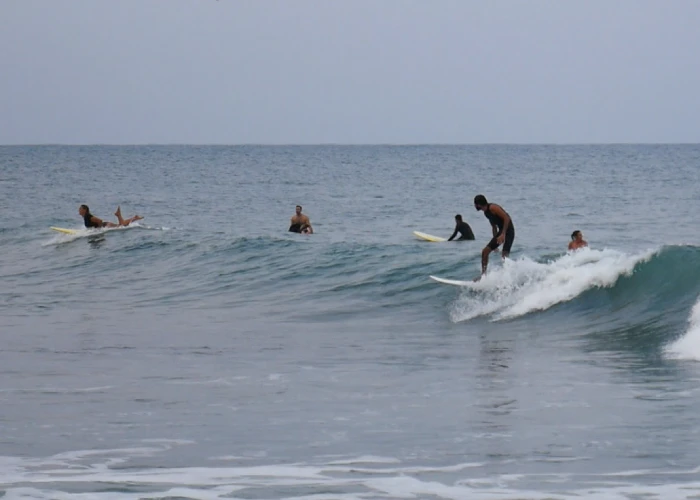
[{"left": 450, "top": 246, "right": 699, "bottom": 323}]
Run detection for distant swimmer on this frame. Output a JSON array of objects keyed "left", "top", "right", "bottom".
[
  {"left": 289, "top": 205, "right": 310, "bottom": 233},
  {"left": 79, "top": 204, "right": 143, "bottom": 228},
  {"left": 474, "top": 194, "right": 515, "bottom": 278},
  {"left": 300, "top": 223, "right": 314, "bottom": 234},
  {"left": 447, "top": 214, "right": 475, "bottom": 241},
  {"left": 568, "top": 230, "right": 588, "bottom": 251}
]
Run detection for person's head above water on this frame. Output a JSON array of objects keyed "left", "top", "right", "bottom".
[
  {"left": 571, "top": 230, "right": 582, "bottom": 241},
  {"left": 473, "top": 195, "right": 488, "bottom": 211},
  {"left": 79, "top": 204, "right": 90, "bottom": 216},
  {"left": 295, "top": 205, "right": 302, "bottom": 215},
  {"left": 455, "top": 214, "right": 463, "bottom": 222}
]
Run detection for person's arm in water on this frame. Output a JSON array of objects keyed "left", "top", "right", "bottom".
[
  {"left": 447, "top": 224, "right": 459, "bottom": 241},
  {"left": 490, "top": 204, "right": 511, "bottom": 245}
]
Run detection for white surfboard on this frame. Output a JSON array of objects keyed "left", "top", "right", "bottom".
[
  {"left": 49, "top": 225, "right": 141, "bottom": 237},
  {"left": 413, "top": 231, "right": 447, "bottom": 242},
  {"left": 429, "top": 275, "right": 474, "bottom": 286}
]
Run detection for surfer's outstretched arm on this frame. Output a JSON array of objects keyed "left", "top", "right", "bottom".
[{"left": 447, "top": 226, "right": 459, "bottom": 241}]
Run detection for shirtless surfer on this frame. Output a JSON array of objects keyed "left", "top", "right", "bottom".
[
  {"left": 473, "top": 194, "right": 515, "bottom": 279},
  {"left": 289, "top": 205, "right": 311, "bottom": 233},
  {"left": 568, "top": 230, "right": 588, "bottom": 251},
  {"left": 79, "top": 205, "right": 143, "bottom": 228}
]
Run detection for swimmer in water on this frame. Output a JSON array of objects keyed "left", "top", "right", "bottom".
[
  {"left": 289, "top": 205, "right": 311, "bottom": 233},
  {"left": 568, "top": 230, "right": 588, "bottom": 251}
]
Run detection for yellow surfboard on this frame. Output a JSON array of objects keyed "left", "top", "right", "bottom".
[
  {"left": 50, "top": 227, "right": 80, "bottom": 235},
  {"left": 413, "top": 231, "right": 447, "bottom": 242}
]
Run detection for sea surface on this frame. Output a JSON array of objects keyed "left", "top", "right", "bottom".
[{"left": 2, "top": 144, "right": 700, "bottom": 499}]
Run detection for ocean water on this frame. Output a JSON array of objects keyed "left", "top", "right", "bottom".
[{"left": 1, "top": 144, "right": 700, "bottom": 499}]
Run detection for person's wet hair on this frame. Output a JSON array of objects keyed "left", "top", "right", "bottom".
[
  {"left": 80, "top": 204, "right": 89, "bottom": 212},
  {"left": 473, "top": 194, "right": 488, "bottom": 208},
  {"left": 571, "top": 230, "right": 581, "bottom": 240},
  {"left": 455, "top": 214, "right": 462, "bottom": 221}
]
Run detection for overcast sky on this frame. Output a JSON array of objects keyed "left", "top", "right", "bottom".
[{"left": 1, "top": 0, "right": 699, "bottom": 144}]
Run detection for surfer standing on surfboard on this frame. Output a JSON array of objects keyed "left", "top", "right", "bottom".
[
  {"left": 447, "top": 214, "right": 475, "bottom": 241},
  {"left": 289, "top": 205, "right": 311, "bottom": 233},
  {"left": 79, "top": 204, "right": 143, "bottom": 228},
  {"left": 474, "top": 195, "right": 515, "bottom": 278}
]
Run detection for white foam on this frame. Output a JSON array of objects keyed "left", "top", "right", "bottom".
[
  {"left": 4, "top": 454, "right": 700, "bottom": 500},
  {"left": 450, "top": 248, "right": 656, "bottom": 322},
  {"left": 327, "top": 455, "right": 401, "bottom": 465},
  {"left": 665, "top": 297, "right": 700, "bottom": 361}
]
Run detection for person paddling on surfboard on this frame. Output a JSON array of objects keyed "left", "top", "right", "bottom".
[
  {"left": 473, "top": 195, "right": 515, "bottom": 279},
  {"left": 79, "top": 204, "right": 143, "bottom": 228},
  {"left": 568, "top": 230, "right": 588, "bottom": 251},
  {"left": 447, "top": 214, "right": 475, "bottom": 241},
  {"left": 289, "top": 205, "right": 311, "bottom": 233}
]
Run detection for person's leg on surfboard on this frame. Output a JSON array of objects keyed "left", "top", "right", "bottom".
[{"left": 114, "top": 206, "right": 143, "bottom": 226}]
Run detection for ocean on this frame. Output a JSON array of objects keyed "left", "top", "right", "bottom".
[{"left": 1, "top": 144, "right": 700, "bottom": 499}]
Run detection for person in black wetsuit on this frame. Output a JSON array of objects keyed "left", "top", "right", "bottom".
[
  {"left": 473, "top": 194, "right": 515, "bottom": 278},
  {"left": 79, "top": 204, "right": 143, "bottom": 228},
  {"left": 447, "top": 214, "right": 475, "bottom": 241}
]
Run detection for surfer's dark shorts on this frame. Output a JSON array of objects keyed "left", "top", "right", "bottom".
[{"left": 487, "top": 227, "right": 515, "bottom": 253}]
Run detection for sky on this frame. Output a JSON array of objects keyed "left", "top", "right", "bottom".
[{"left": 1, "top": 0, "right": 699, "bottom": 144}]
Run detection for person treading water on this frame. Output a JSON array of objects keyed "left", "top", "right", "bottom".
[
  {"left": 289, "top": 205, "right": 311, "bottom": 233},
  {"left": 568, "top": 230, "right": 588, "bottom": 251}
]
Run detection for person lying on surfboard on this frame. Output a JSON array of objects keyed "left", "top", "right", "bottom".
[
  {"left": 568, "top": 230, "right": 588, "bottom": 251},
  {"left": 79, "top": 204, "right": 143, "bottom": 228},
  {"left": 447, "top": 214, "right": 475, "bottom": 241},
  {"left": 474, "top": 194, "right": 515, "bottom": 279},
  {"left": 289, "top": 205, "right": 311, "bottom": 233}
]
